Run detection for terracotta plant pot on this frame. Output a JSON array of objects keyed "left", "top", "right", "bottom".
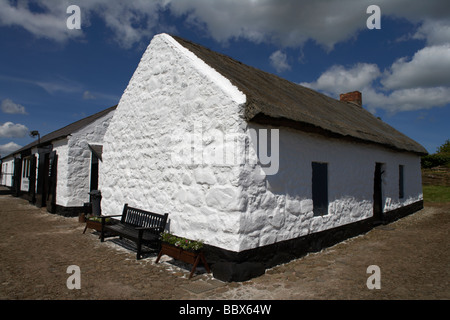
[{"left": 156, "top": 242, "right": 210, "bottom": 279}]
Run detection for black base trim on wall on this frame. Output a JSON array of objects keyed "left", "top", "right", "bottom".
[
  {"left": 383, "top": 200, "right": 424, "bottom": 224},
  {"left": 54, "top": 204, "right": 85, "bottom": 217},
  {"left": 204, "top": 200, "right": 424, "bottom": 282},
  {"left": 0, "top": 186, "right": 12, "bottom": 195}
]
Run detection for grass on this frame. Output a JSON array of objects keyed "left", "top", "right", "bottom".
[
  {"left": 422, "top": 166, "right": 450, "bottom": 203},
  {"left": 423, "top": 185, "right": 450, "bottom": 203}
]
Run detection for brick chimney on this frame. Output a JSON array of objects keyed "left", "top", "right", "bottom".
[{"left": 340, "top": 91, "right": 362, "bottom": 107}]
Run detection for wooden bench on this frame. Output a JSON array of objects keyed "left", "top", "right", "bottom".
[{"left": 100, "top": 204, "right": 169, "bottom": 260}]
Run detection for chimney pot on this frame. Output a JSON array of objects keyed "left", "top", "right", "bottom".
[{"left": 340, "top": 91, "right": 362, "bottom": 107}]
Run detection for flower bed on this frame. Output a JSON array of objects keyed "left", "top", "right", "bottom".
[
  {"left": 87, "top": 216, "right": 112, "bottom": 224},
  {"left": 82, "top": 216, "right": 114, "bottom": 234},
  {"left": 157, "top": 233, "right": 210, "bottom": 279},
  {"left": 160, "top": 232, "right": 203, "bottom": 252}
]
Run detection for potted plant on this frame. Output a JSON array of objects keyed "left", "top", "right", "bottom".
[
  {"left": 83, "top": 215, "right": 113, "bottom": 233},
  {"left": 156, "top": 232, "right": 210, "bottom": 279},
  {"left": 160, "top": 232, "right": 204, "bottom": 252}
]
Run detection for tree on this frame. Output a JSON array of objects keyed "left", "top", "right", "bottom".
[
  {"left": 436, "top": 139, "right": 450, "bottom": 154},
  {"left": 421, "top": 139, "right": 450, "bottom": 168}
]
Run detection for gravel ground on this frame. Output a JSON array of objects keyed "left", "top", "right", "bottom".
[{"left": 0, "top": 194, "right": 448, "bottom": 300}]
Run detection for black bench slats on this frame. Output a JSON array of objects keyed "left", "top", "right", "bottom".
[
  {"left": 105, "top": 224, "right": 159, "bottom": 242},
  {"left": 100, "top": 204, "right": 168, "bottom": 259}
]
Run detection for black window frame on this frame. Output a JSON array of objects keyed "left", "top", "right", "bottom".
[
  {"left": 399, "top": 165, "right": 404, "bottom": 199},
  {"left": 312, "top": 161, "right": 329, "bottom": 216}
]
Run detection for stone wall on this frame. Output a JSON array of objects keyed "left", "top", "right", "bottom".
[
  {"left": 99, "top": 33, "right": 247, "bottom": 252},
  {"left": 237, "top": 123, "right": 423, "bottom": 251},
  {"left": 55, "top": 111, "right": 114, "bottom": 208}
]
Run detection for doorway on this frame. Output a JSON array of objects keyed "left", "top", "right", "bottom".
[
  {"left": 46, "top": 151, "right": 57, "bottom": 213},
  {"left": 35, "top": 148, "right": 51, "bottom": 208},
  {"left": 28, "top": 155, "right": 37, "bottom": 204},
  {"left": 373, "top": 162, "right": 384, "bottom": 224}
]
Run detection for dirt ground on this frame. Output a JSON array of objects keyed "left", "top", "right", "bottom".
[{"left": 0, "top": 194, "right": 449, "bottom": 300}]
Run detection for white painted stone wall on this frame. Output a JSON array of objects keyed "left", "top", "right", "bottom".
[
  {"left": 55, "top": 111, "right": 114, "bottom": 208},
  {"left": 99, "top": 33, "right": 247, "bottom": 252},
  {"left": 1, "top": 156, "right": 14, "bottom": 187},
  {"left": 99, "top": 33, "right": 423, "bottom": 253},
  {"left": 238, "top": 123, "right": 423, "bottom": 251},
  {"left": 52, "top": 138, "right": 69, "bottom": 206}
]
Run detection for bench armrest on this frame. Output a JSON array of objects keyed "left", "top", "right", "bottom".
[
  {"left": 135, "top": 226, "right": 162, "bottom": 231},
  {"left": 99, "top": 215, "right": 121, "bottom": 226},
  {"left": 99, "top": 214, "right": 122, "bottom": 218}
]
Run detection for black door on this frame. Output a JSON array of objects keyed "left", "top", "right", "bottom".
[
  {"left": 46, "top": 151, "right": 57, "bottom": 213},
  {"left": 28, "top": 155, "right": 37, "bottom": 204},
  {"left": 90, "top": 152, "right": 99, "bottom": 192},
  {"left": 12, "top": 158, "right": 22, "bottom": 197},
  {"left": 36, "top": 151, "right": 50, "bottom": 208},
  {"left": 373, "top": 163, "right": 384, "bottom": 223}
]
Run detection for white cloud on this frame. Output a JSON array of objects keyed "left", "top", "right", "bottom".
[
  {"left": 296, "top": 5, "right": 450, "bottom": 114},
  {"left": 165, "top": 0, "right": 450, "bottom": 50},
  {"left": 0, "top": 74, "right": 83, "bottom": 95},
  {"left": 363, "top": 86, "right": 450, "bottom": 113},
  {"left": 1, "top": 99, "right": 27, "bottom": 114},
  {"left": 300, "top": 63, "right": 380, "bottom": 95},
  {"left": 0, "top": 142, "right": 22, "bottom": 156},
  {"left": 413, "top": 19, "right": 450, "bottom": 46},
  {"left": 0, "top": 0, "right": 159, "bottom": 48},
  {"left": 381, "top": 44, "right": 450, "bottom": 89},
  {"left": 301, "top": 60, "right": 450, "bottom": 114},
  {"left": 86, "top": 1, "right": 164, "bottom": 49},
  {"left": 83, "top": 91, "right": 96, "bottom": 100},
  {"left": 166, "top": 0, "right": 368, "bottom": 49},
  {"left": 2, "top": 0, "right": 449, "bottom": 50},
  {"left": 0, "top": 122, "right": 29, "bottom": 138},
  {"left": 35, "top": 77, "right": 83, "bottom": 94},
  {"left": 269, "top": 50, "right": 291, "bottom": 73},
  {"left": 0, "top": 0, "right": 82, "bottom": 42}
]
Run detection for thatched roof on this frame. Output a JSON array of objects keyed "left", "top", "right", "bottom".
[{"left": 172, "top": 35, "right": 427, "bottom": 155}]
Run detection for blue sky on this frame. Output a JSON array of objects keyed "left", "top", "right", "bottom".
[{"left": 1, "top": 0, "right": 449, "bottom": 157}]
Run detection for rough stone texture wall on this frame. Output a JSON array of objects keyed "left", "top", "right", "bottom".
[
  {"left": 55, "top": 112, "right": 114, "bottom": 208},
  {"left": 52, "top": 139, "right": 69, "bottom": 207},
  {"left": 99, "top": 34, "right": 247, "bottom": 252},
  {"left": 238, "top": 123, "right": 423, "bottom": 251}
]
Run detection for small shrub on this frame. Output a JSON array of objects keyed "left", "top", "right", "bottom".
[{"left": 421, "top": 153, "right": 450, "bottom": 169}]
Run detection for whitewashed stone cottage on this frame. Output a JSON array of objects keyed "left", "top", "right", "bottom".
[
  {"left": 99, "top": 34, "right": 427, "bottom": 281},
  {"left": 1, "top": 106, "right": 116, "bottom": 215},
  {"left": 0, "top": 155, "right": 14, "bottom": 188}
]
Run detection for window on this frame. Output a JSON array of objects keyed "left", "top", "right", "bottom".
[
  {"left": 22, "top": 158, "right": 31, "bottom": 178},
  {"left": 312, "top": 162, "right": 328, "bottom": 216},
  {"left": 399, "top": 165, "right": 404, "bottom": 199}
]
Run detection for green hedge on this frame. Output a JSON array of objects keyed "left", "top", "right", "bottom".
[{"left": 421, "top": 153, "right": 450, "bottom": 168}]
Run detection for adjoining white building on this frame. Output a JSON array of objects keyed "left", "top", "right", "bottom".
[
  {"left": 0, "top": 155, "right": 14, "bottom": 188},
  {"left": 0, "top": 106, "right": 116, "bottom": 216},
  {"left": 98, "top": 33, "right": 427, "bottom": 281}
]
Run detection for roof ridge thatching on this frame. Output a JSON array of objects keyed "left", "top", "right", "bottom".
[{"left": 171, "top": 35, "right": 427, "bottom": 155}]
